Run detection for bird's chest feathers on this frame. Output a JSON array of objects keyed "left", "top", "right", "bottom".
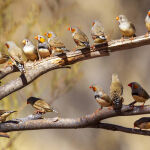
[
  {"left": 132, "top": 95, "right": 146, "bottom": 102},
  {"left": 119, "top": 22, "right": 130, "bottom": 31},
  {"left": 23, "top": 46, "right": 34, "bottom": 53}
]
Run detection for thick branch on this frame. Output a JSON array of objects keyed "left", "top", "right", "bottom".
[
  {"left": 1, "top": 105, "right": 150, "bottom": 133},
  {"left": 93, "top": 123, "right": 150, "bottom": 136},
  {"left": 0, "top": 35, "right": 150, "bottom": 100}
]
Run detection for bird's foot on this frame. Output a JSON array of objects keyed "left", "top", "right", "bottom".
[
  {"left": 108, "top": 106, "right": 113, "bottom": 110},
  {"left": 120, "top": 37, "right": 124, "bottom": 43},
  {"left": 144, "top": 32, "right": 149, "bottom": 37},
  {"left": 91, "top": 45, "right": 96, "bottom": 51},
  {"left": 129, "top": 36, "right": 134, "bottom": 41}
]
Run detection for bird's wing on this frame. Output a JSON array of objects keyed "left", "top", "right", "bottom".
[
  {"left": 34, "top": 100, "right": 50, "bottom": 110},
  {"left": 50, "top": 37, "right": 65, "bottom": 48},
  {"left": 130, "top": 23, "right": 136, "bottom": 32},
  {"left": 74, "top": 32, "right": 89, "bottom": 43}
]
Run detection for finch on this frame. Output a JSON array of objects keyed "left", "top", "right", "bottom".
[
  {"left": 89, "top": 85, "right": 112, "bottom": 109},
  {"left": 68, "top": 27, "right": 90, "bottom": 49},
  {"left": 0, "top": 110, "right": 17, "bottom": 122},
  {"left": 22, "top": 39, "right": 38, "bottom": 61},
  {"left": 5, "top": 41, "right": 25, "bottom": 73},
  {"left": 34, "top": 35, "right": 51, "bottom": 59},
  {"left": 27, "top": 97, "right": 58, "bottom": 114},
  {"left": 128, "top": 82, "right": 150, "bottom": 107},
  {"left": 0, "top": 51, "right": 9, "bottom": 64},
  {"left": 134, "top": 117, "right": 150, "bottom": 129},
  {"left": 91, "top": 20, "right": 107, "bottom": 44},
  {"left": 110, "top": 74, "right": 124, "bottom": 113},
  {"left": 116, "top": 15, "right": 136, "bottom": 40},
  {"left": 45, "top": 31, "right": 69, "bottom": 55},
  {"left": 145, "top": 10, "right": 150, "bottom": 36}
]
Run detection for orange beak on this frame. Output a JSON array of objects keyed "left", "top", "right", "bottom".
[
  {"left": 68, "top": 27, "right": 71, "bottom": 31},
  {"left": 22, "top": 40, "right": 26, "bottom": 45},
  {"left": 116, "top": 16, "right": 119, "bottom": 21},
  {"left": 34, "top": 36, "right": 38, "bottom": 40},
  {"left": 44, "top": 32, "right": 47, "bottom": 36},
  {"left": 89, "top": 86, "right": 92, "bottom": 89},
  {"left": 92, "top": 22, "right": 95, "bottom": 26},
  {"left": 148, "top": 11, "right": 150, "bottom": 16}
]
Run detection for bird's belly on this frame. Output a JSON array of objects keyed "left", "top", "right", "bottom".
[
  {"left": 139, "top": 122, "right": 150, "bottom": 129},
  {"left": 24, "top": 52, "right": 38, "bottom": 61},
  {"left": 133, "top": 95, "right": 146, "bottom": 102},
  {"left": 146, "top": 22, "right": 150, "bottom": 31},
  {"left": 39, "top": 49, "right": 50, "bottom": 58},
  {"left": 96, "top": 99, "right": 110, "bottom": 107}
]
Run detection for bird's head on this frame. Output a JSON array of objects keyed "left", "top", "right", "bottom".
[
  {"left": 89, "top": 85, "right": 97, "bottom": 92},
  {"left": 116, "top": 15, "right": 128, "bottom": 23},
  {"left": 27, "top": 97, "right": 40, "bottom": 105},
  {"left": 22, "top": 39, "right": 32, "bottom": 46},
  {"left": 5, "top": 41, "right": 17, "bottom": 49},
  {"left": 44, "top": 31, "right": 56, "bottom": 38},
  {"left": 148, "top": 11, "right": 150, "bottom": 17},
  {"left": 128, "top": 82, "right": 139, "bottom": 89},
  {"left": 34, "top": 35, "right": 45, "bottom": 43},
  {"left": 68, "top": 27, "right": 76, "bottom": 33}
]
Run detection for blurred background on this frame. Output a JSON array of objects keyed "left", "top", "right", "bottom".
[{"left": 0, "top": 0, "right": 150, "bottom": 149}]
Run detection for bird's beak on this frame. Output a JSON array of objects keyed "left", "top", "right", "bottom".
[
  {"left": 5, "top": 43, "right": 9, "bottom": 48},
  {"left": 68, "top": 27, "right": 71, "bottom": 31},
  {"left": 44, "top": 32, "right": 47, "bottom": 36},
  {"left": 34, "top": 36, "right": 38, "bottom": 40},
  {"left": 128, "top": 83, "right": 132, "bottom": 87},
  {"left": 148, "top": 11, "right": 150, "bottom": 16},
  {"left": 27, "top": 102, "right": 29, "bottom": 104},
  {"left": 89, "top": 86, "right": 92, "bottom": 89},
  {"left": 22, "top": 40, "right": 26, "bottom": 45},
  {"left": 92, "top": 22, "right": 95, "bottom": 26},
  {"left": 116, "top": 16, "right": 119, "bottom": 21}
]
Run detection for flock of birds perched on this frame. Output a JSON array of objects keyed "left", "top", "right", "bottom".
[{"left": 0, "top": 11, "right": 150, "bottom": 130}]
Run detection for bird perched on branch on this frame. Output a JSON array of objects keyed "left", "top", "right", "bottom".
[
  {"left": 145, "top": 10, "right": 150, "bottom": 37},
  {"left": 116, "top": 15, "right": 136, "bottom": 41},
  {"left": 5, "top": 41, "right": 25, "bottom": 73},
  {"left": 128, "top": 82, "right": 150, "bottom": 107},
  {"left": 110, "top": 74, "right": 124, "bottom": 113},
  {"left": 0, "top": 51, "right": 9, "bottom": 64},
  {"left": 89, "top": 85, "right": 112, "bottom": 109},
  {"left": 22, "top": 39, "right": 38, "bottom": 61},
  {"left": 0, "top": 110, "right": 17, "bottom": 122},
  {"left": 27, "top": 97, "right": 58, "bottom": 114},
  {"left": 45, "top": 31, "right": 69, "bottom": 55},
  {"left": 68, "top": 27, "right": 90, "bottom": 50},
  {"left": 91, "top": 20, "right": 107, "bottom": 44},
  {"left": 134, "top": 117, "right": 150, "bottom": 130},
  {"left": 34, "top": 35, "right": 51, "bottom": 59}
]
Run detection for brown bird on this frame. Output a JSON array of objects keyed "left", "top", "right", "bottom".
[
  {"left": 110, "top": 74, "right": 124, "bottom": 113},
  {"left": 5, "top": 41, "right": 25, "bottom": 73},
  {"left": 68, "top": 27, "right": 90, "bottom": 50},
  {"left": 27, "top": 97, "right": 58, "bottom": 114},
  {"left": 0, "top": 110, "right": 17, "bottom": 122},
  {"left": 128, "top": 82, "right": 150, "bottom": 107},
  {"left": 34, "top": 35, "right": 51, "bottom": 59},
  {"left": 134, "top": 117, "right": 150, "bottom": 129},
  {"left": 116, "top": 15, "right": 136, "bottom": 41},
  {"left": 0, "top": 51, "right": 9, "bottom": 64},
  {"left": 145, "top": 10, "right": 150, "bottom": 37},
  {"left": 22, "top": 39, "right": 38, "bottom": 61},
  {"left": 89, "top": 85, "right": 112, "bottom": 109},
  {"left": 45, "top": 31, "right": 69, "bottom": 55},
  {"left": 91, "top": 20, "right": 107, "bottom": 44}
]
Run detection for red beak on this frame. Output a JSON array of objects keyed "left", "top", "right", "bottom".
[
  {"left": 128, "top": 83, "right": 132, "bottom": 87},
  {"left": 89, "top": 86, "right": 92, "bottom": 89}
]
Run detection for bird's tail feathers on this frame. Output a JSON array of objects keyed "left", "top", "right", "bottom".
[{"left": 16, "top": 61, "right": 25, "bottom": 74}]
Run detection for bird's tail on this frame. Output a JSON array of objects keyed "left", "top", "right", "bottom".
[
  {"left": 112, "top": 96, "right": 123, "bottom": 114},
  {"left": 99, "top": 35, "right": 107, "bottom": 40},
  {"left": 133, "top": 34, "right": 136, "bottom": 37},
  {"left": 8, "top": 111, "right": 17, "bottom": 114},
  {"left": 16, "top": 61, "right": 25, "bottom": 74}
]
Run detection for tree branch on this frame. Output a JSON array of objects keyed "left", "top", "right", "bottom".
[
  {"left": 1, "top": 105, "right": 150, "bottom": 134},
  {"left": 92, "top": 123, "right": 150, "bottom": 136},
  {"left": 0, "top": 35, "right": 150, "bottom": 100}
]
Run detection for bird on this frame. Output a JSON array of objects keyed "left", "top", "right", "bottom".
[
  {"left": 5, "top": 41, "right": 25, "bottom": 73},
  {"left": 134, "top": 117, "right": 150, "bottom": 130},
  {"left": 91, "top": 20, "right": 107, "bottom": 44},
  {"left": 145, "top": 10, "right": 150, "bottom": 37},
  {"left": 89, "top": 84, "right": 112, "bottom": 109},
  {"left": 110, "top": 74, "right": 124, "bottom": 113},
  {"left": 128, "top": 82, "right": 150, "bottom": 107},
  {"left": 34, "top": 35, "right": 51, "bottom": 59},
  {"left": 22, "top": 39, "right": 38, "bottom": 61},
  {"left": 0, "top": 51, "right": 9, "bottom": 64},
  {"left": 116, "top": 15, "right": 136, "bottom": 41},
  {"left": 44, "top": 31, "right": 69, "bottom": 55},
  {"left": 68, "top": 27, "right": 90, "bottom": 50},
  {"left": 27, "top": 97, "right": 58, "bottom": 114},
  {"left": 0, "top": 110, "right": 17, "bottom": 122}
]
